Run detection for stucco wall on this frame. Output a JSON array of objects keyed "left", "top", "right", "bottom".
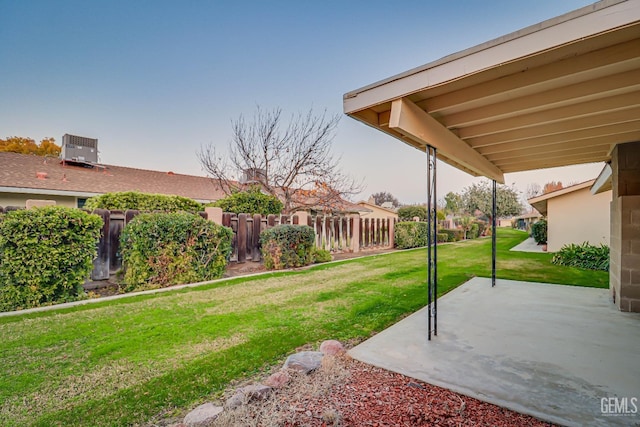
[
  {"left": 359, "top": 204, "right": 398, "bottom": 221},
  {"left": 547, "top": 187, "right": 611, "bottom": 252},
  {"left": 0, "top": 192, "right": 77, "bottom": 209}
]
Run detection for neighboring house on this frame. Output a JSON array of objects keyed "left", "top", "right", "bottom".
[
  {"left": 357, "top": 199, "right": 398, "bottom": 221},
  {"left": 497, "top": 218, "right": 513, "bottom": 227},
  {"left": 0, "top": 152, "right": 226, "bottom": 208},
  {"left": 528, "top": 180, "right": 611, "bottom": 252},
  {"left": 513, "top": 211, "right": 542, "bottom": 231}
]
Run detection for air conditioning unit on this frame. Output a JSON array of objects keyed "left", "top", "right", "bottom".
[
  {"left": 61, "top": 134, "right": 98, "bottom": 164},
  {"left": 240, "top": 168, "right": 266, "bottom": 184}
]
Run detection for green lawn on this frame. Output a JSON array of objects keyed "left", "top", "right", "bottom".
[{"left": 0, "top": 229, "right": 607, "bottom": 426}]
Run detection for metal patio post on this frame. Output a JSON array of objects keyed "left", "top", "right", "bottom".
[
  {"left": 492, "top": 179, "right": 497, "bottom": 287},
  {"left": 427, "top": 145, "right": 437, "bottom": 340}
]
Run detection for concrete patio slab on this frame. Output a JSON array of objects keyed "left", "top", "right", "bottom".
[
  {"left": 510, "top": 237, "right": 546, "bottom": 253},
  {"left": 349, "top": 277, "right": 640, "bottom": 426}
]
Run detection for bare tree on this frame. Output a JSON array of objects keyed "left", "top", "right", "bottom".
[
  {"left": 526, "top": 183, "right": 542, "bottom": 200},
  {"left": 370, "top": 191, "right": 400, "bottom": 207},
  {"left": 198, "top": 107, "right": 362, "bottom": 214}
]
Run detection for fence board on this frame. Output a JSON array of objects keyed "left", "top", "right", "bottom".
[{"left": 237, "top": 214, "right": 247, "bottom": 263}]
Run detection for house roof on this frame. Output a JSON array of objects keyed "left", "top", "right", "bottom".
[
  {"left": 357, "top": 200, "right": 398, "bottom": 216},
  {"left": 343, "top": 0, "right": 640, "bottom": 182},
  {"left": 0, "top": 152, "right": 226, "bottom": 202},
  {"left": 527, "top": 179, "right": 597, "bottom": 216}
]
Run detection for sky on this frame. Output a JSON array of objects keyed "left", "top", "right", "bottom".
[{"left": 0, "top": 0, "right": 604, "bottom": 205}]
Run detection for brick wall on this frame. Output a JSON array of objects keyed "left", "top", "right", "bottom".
[{"left": 610, "top": 141, "right": 640, "bottom": 312}]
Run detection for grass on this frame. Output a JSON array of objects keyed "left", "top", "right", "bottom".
[{"left": 0, "top": 229, "right": 607, "bottom": 426}]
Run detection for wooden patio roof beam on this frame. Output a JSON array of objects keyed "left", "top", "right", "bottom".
[{"left": 388, "top": 97, "right": 504, "bottom": 183}]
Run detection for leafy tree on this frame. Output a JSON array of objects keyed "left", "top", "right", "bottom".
[
  {"left": 444, "top": 191, "right": 463, "bottom": 215},
  {"left": 397, "top": 205, "right": 427, "bottom": 220},
  {"left": 459, "top": 216, "right": 474, "bottom": 239},
  {"left": 212, "top": 186, "right": 283, "bottom": 215},
  {"left": 370, "top": 191, "right": 400, "bottom": 208},
  {"left": 461, "top": 180, "right": 523, "bottom": 222},
  {"left": 198, "top": 106, "right": 362, "bottom": 214},
  {"left": 0, "top": 136, "right": 61, "bottom": 156}
]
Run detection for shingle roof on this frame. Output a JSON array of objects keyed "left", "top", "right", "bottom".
[{"left": 0, "top": 152, "right": 226, "bottom": 201}]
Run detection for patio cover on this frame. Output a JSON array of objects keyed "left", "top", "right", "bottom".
[{"left": 343, "top": 0, "right": 640, "bottom": 182}]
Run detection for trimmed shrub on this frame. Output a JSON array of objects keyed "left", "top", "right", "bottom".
[
  {"left": 84, "top": 191, "right": 203, "bottom": 213},
  {"left": 0, "top": 206, "right": 102, "bottom": 311},
  {"left": 551, "top": 242, "right": 609, "bottom": 271},
  {"left": 260, "top": 225, "right": 315, "bottom": 270},
  {"left": 531, "top": 219, "right": 547, "bottom": 244},
  {"left": 476, "top": 221, "right": 487, "bottom": 237},
  {"left": 394, "top": 221, "right": 428, "bottom": 249},
  {"left": 440, "top": 228, "right": 464, "bottom": 242},
  {"left": 468, "top": 223, "right": 480, "bottom": 239},
  {"left": 312, "top": 247, "right": 333, "bottom": 263},
  {"left": 211, "top": 187, "right": 283, "bottom": 215},
  {"left": 437, "top": 233, "right": 449, "bottom": 243},
  {"left": 120, "top": 212, "right": 232, "bottom": 291},
  {"left": 397, "top": 205, "right": 427, "bottom": 221}
]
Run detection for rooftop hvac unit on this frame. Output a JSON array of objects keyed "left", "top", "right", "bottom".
[
  {"left": 240, "top": 168, "right": 266, "bottom": 184},
  {"left": 61, "top": 134, "right": 98, "bottom": 164}
]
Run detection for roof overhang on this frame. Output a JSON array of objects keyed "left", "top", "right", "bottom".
[
  {"left": 343, "top": 0, "right": 640, "bottom": 182},
  {"left": 591, "top": 163, "right": 613, "bottom": 194},
  {"left": 527, "top": 179, "right": 597, "bottom": 215}
]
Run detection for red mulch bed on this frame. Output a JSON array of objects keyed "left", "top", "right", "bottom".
[{"left": 290, "top": 357, "right": 554, "bottom": 427}]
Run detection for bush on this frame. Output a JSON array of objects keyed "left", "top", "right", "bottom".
[
  {"left": 0, "top": 206, "right": 102, "bottom": 311},
  {"left": 211, "top": 187, "right": 283, "bottom": 215},
  {"left": 260, "top": 225, "right": 315, "bottom": 270},
  {"left": 551, "top": 242, "right": 609, "bottom": 271},
  {"left": 440, "top": 228, "right": 464, "bottom": 242},
  {"left": 531, "top": 219, "right": 547, "bottom": 244},
  {"left": 312, "top": 247, "right": 333, "bottom": 263},
  {"left": 84, "top": 191, "right": 203, "bottom": 213},
  {"left": 120, "top": 212, "right": 232, "bottom": 291},
  {"left": 397, "top": 205, "right": 427, "bottom": 221},
  {"left": 394, "top": 221, "right": 428, "bottom": 249},
  {"left": 476, "top": 221, "right": 487, "bottom": 237},
  {"left": 437, "top": 233, "right": 449, "bottom": 243},
  {"left": 468, "top": 223, "right": 479, "bottom": 239}
]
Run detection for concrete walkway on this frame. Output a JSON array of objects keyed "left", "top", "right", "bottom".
[
  {"left": 510, "top": 237, "right": 546, "bottom": 253},
  {"left": 349, "top": 278, "right": 640, "bottom": 426}
]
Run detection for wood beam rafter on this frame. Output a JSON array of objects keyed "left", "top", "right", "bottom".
[
  {"left": 442, "top": 69, "right": 640, "bottom": 128},
  {"left": 465, "top": 106, "right": 640, "bottom": 148},
  {"left": 388, "top": 98, "right": 504, "bottom": 183},
  {"left": 459, "top": 90, "right": 640, "bottom": 139},
  {"left": 475, "top": 120, "right": 640, "bottom": 155}
]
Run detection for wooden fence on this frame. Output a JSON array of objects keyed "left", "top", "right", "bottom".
[{"left": 0, "top": 206, "right": 396, "bottom": 281}]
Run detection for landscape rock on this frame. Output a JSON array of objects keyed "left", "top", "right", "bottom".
[
  {"left": 264, "top": 370, "right": 290, "bottom": 388},
  {"left": 319, "top": 340, "right": 345, "bottom": 356},
  {"left": 283, "top": 351, "right": 324, "bottom": 374},
  {"left": 226, "top": 384, "right": 272, "bottom": 410},
  {"left": 183, "top": 402, "right": 223, "bottom": 427}
]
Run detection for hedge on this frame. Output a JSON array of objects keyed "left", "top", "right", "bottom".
[
  {"left": 260, "top": 225, "right": 315, "bottom": 270},
  {"left": 120, "top": 212, "right": 232, "bottom": 291},
  {"left": 531, "top": 219, "right": 547, "bottom": 244},
  {"left": 211, "top": 187, "right": 283, "bottom": 215},
  {"left": 394, "top": 221, "right": 428, "bottom": 249},
  {"left": 0, "top": 206, "right": 102, "bottom": 311},
  {"left": 440, "top": 228, "right": 464, "bottom": 242},
  {"left": 84, "top": 191, "right": 203, "bottom": 213}
]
